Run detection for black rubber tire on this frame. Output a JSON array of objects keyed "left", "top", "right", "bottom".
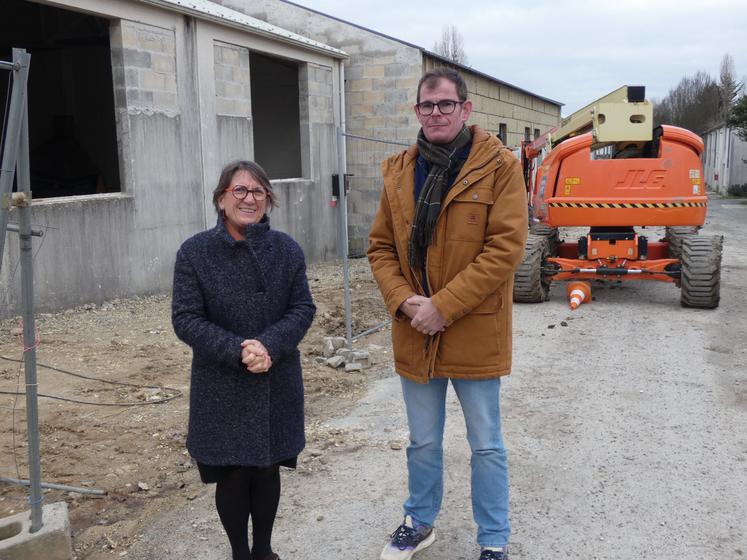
[
  {"left": 514, "top": 234, "right": 551, "bottom": 303},
  {"left": 529, "top": 223, "right": 560, "bottom": 256},
  {"left": 666, "top": 226, "right": 700, "bottom": 259},
  {"left": 680, "top": 234, "right": 723, "bottom": 309}
]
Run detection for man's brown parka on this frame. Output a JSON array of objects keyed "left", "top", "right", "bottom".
[{"left": 368, "top": 125, "right": 528, "bottom": 383}]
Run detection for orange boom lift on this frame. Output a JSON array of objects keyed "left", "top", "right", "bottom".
[{"left": 514, "top": 86, "right": 723, "bottom": 308}]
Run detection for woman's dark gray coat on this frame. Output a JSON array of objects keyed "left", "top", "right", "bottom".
[{"left": 172, "top": 217, "right": 315, "bottom": 467}]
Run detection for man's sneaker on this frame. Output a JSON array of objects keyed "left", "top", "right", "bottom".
[
  {"left": 380, "top": 515, "right": 435, "bottom": 560},
  {"left": 479, "top": 546, "right": 508, "bottom": 560}
]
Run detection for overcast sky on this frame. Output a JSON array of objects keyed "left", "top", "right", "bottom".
[{"left": 290, "top": 0, "right": 747, "bottom": 116}]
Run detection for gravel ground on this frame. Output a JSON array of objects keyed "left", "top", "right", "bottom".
[{"left": 1, "top": 198, "right": 745, "bottom": 560}]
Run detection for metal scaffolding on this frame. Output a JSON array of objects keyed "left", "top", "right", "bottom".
[{"left": 1, "top": 48, "right": 44, "bottom": 533}]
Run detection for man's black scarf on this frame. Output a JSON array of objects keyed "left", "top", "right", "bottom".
[{"left": 408, "top": 125, "right": 472, "bottom": 269}]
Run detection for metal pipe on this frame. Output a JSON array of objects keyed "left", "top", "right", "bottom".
[
  {"left": 0, "top": 60, "right": 17, "bottom": 70},
  {"left": 18, "top": 192, "right": 43, "bottom": 532},
  {"left": 352, "top": 319, "right": 392, "bottom": 342},
  {"left": 342, "top": 132, "right": 409, "bottom": 146},
  {"left": 6, "top": 223, "right": 44, "bottom": 236},
  {"left": 0, "top": 49, "right": 31, "bottom": 275},
  {"left": 337, "top": 127, "right": 352, "bottom": 350},
  {"left": 0, "top": 476, "right": 107, "bottom": 496}
]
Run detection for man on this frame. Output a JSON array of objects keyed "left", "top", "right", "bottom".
[{"left": 367, "top": 68, "right": 528, "bottom": 560}]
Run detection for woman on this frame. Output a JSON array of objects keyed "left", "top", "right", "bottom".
[{"left": 172, "top": 160, "right": 316, "bottom": 560}]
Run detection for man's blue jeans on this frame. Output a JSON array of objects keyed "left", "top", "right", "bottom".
[{"left": 400, "top": 376, "right": 510, "bottom": 548}]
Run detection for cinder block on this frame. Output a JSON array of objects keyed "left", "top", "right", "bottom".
[
  {"left": 151, "top": 53, "right": 176, "bottom": 74},
  {"left": 152, "top": 91, "right": 178, "bottom": 110},
  {"left": 348, "top": 78, "right": 373, "bottom": 92},
  {"left": 0, "top": 502, "right": 72, "bottom": 560},
  {"left": 122, "top": 48, "right": 151, "bottom": 69},
  {"left": 363, "top": 90, "right": 385, "bottom": 105},
  {"left": 363, "top": 65, "right": 385, "bottom": 78}
]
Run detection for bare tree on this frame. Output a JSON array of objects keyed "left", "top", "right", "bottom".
[
  {"left": 653, "top": 70, "right": 721, "bottom": 133},
  {"left": 433, "top": 25, "right": 468, "bottom": 66},
  {"left": 718, "top": 53, "right": 744, "bottom": 121}
]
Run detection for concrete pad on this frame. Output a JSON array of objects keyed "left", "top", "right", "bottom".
[{"left": 0, "top": 502, "right": 72, "bottom": 560}]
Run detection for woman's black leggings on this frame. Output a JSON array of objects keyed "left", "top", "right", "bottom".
[{"left": 214, "top": 464, "right": 281, "bottom": 560}]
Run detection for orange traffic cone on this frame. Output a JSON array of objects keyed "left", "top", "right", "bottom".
[{"left": 567, "top": 281, "right": 591, "bottom": 310}]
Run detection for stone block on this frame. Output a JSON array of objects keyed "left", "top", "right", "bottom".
[
  {"left": 329, "top": 336, "right": 346, "bottom": 350},
  {"left": 335, "top": 348, "right": 353, "bottom": 361},
  {"left": 351, "top": 350, "right": 371, "bottom": 368},
  {"left": 326, "top": 356, "right": 345, "bottom": 368},
  {"left": 344, "top": 362, "right": 362, "bottom": 372},
  {"left": 322, "top": 338, "right": 336, "bottom": 357},
  {"left": 0, "top": 502, "right": 72, "bottom": 560}
]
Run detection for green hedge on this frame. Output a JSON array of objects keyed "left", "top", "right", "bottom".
[{"left": 727, "top": 183, "right": 747, "bottom": 197}]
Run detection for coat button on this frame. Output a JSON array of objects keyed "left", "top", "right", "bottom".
[
  {"left": 463, "top": 180, "right": 468, "bottom": 185},
  {"left": 472, "top": 193, "right": 479, "bottom": 200}
]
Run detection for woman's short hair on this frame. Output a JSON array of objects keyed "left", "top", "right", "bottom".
[{"left": 212, "top": 160, "right": 278, "bottom": 214}]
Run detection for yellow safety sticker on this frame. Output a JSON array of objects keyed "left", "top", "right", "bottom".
[
  {"left": 565, "top": 177, "right": 581, "bottom": 185},
  {"left": 690, "top": 178, "right": 701, "bottom": 184},
  {"left": 564, "top": 185, "right": 572, "bottom": 195}
]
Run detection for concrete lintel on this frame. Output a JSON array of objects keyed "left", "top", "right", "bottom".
[{"left": 0, "top": 502, "right": 72, "bottom": 560}]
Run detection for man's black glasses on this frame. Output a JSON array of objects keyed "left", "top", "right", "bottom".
[{"left": 415, "top": 100, "right": 464, "bottom": 116}]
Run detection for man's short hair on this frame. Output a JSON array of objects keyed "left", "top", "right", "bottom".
[{"left": 417, "top": 68, "right": 468, "bottom": 103}]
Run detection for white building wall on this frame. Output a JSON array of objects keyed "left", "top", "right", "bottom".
[{"left": 703, "top": 125, "right": 747, "bottom": 194}]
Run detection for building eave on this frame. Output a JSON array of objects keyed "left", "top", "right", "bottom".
[{"left": 138, "top": 0, "right": 348, "bottom": 59}]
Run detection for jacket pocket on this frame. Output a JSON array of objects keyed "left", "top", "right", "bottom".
[
  {"left": 437, "top": 294, "right": 502, "bottom": 371},
  {"left": 472, "top": 291, "right": 503, "bottom": 314},
  {"left": 391, "top": 317, "right": 419, "bottom": 373},
  {"left": 445, "top": 187, "right": 493, "bottom": 242}
]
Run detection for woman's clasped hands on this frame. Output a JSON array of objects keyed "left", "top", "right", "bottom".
[{"left": 241, "top": 339, "right": 272, "bottom": 373}]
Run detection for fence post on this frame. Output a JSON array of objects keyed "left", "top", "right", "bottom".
[
  {"left": 336, "top": 128, "right": 353, "bottom": 348},
  {"left": 0, "top": 49, "right": 31, "bottom": 275}
]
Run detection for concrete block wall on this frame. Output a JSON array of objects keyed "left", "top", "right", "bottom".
[
  {"left": 111, "top": 20, "right": 178, "bottom": 112},
  {"left": 213, "top": 41, "right": 252, "bottom": 117},
  {"left": 212, "top": 41, "right": 253, "bottom": 167}
]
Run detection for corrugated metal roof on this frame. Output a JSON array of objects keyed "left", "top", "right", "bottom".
[{"left": 138, "top": 0, "right": 347, "bottom": 58}]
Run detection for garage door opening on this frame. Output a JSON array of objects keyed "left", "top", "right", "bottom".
[{"left": 0, "top": 0, "right": 120, "bottom": 198}]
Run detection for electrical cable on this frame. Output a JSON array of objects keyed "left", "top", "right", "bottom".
[{"left": 0, "top": 354, "right": 183, "bottom": 406}]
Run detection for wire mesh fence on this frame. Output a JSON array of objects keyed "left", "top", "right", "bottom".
[{"left": 339, "top": 131, "right": 409, "bottom": 343}]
